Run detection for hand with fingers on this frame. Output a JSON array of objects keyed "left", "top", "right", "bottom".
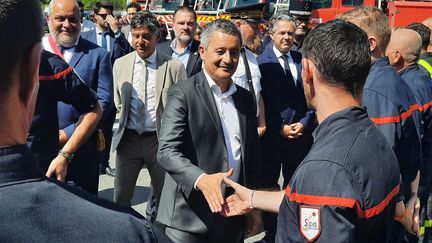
[
  {"left": 46, "top": 155, "right": 68, "bottom": 182},
  {"left": 395, "top": 194, "right": 420, "bottom": 237},
  {"left": 197, "top": 168, "right": 233, "bottom": 213},
  {"left": 106, "top": 14, "right": 120, "bottom": 33},
  {"left": 221, "top": 177, "right": 254, "bottom": 217}
]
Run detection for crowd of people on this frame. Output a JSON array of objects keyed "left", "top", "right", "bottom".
[{"left": 2, "top": 0, "right": 432, "bottom": 242}]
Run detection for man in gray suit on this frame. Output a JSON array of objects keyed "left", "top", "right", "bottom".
[
  {"left": 157, "top": 19, "right": 262, "bottom": 242},
  {"left": 111, "top": 11, "right": 187, "bottom": 219}
]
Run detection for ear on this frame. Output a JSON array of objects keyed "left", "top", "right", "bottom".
[
  {"left": 368, "top": 36, "right": 378, "bottom": 52},
  {"left": 18, "top": 43, "right": 41, "bottom": 106},
  {"left": 198, "top": 45, "right": 205, "bottom": 60},
  {"left": 393, "top": 50, "right": 402, "bottom": 65},
  {"left": 301, "top": 58, "right": 313, "bottom": 85},
  {"left": 234, "top": 19, "right": 242, "bottom": 28}
]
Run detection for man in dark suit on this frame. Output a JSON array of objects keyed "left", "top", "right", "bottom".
[
  {"left": 28, "top": 50, "right": 102, "bottom": 182},
  {"left": 81, "top": 1, "right": 132, "bottom": 65},
  {"left": 44, "top": 0, "right": 113, "bottom": 195},
  {"left": 157, "top": 19, "right": 262, "bottom": 243},
  {"left": 0, "top": 0, "right": 171, "bottom": 241},
  {"left": 80, "top": 1, "right": 133, "bottom": 177},
  {"left": 258, "top": 14, "right": 315, "bottom": 242},
  {"left": 157, "top": 6, "right": 202, "bottom": 78}
]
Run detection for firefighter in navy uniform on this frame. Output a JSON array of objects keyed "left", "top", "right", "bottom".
[
  {"left": 221, "top": 20, "right": 414, "bottom": 243},
  {"left": 28, "top": 50, "right": 101, "bottom": 181}
]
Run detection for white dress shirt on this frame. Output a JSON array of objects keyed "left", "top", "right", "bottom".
[
  {"left": 232, "top": 47, "right": 262, "bottom": 116},
  {"left": 273, "top": 45, "right": 298, "bottom": 85},
  {"left": 95, "top": 27, "right": 111, "bottom": 51},
  {"left": 42, "top": 36, "right": 79, "bottom": 64},
  {"left": 126, "top": 50, "right": 158, "bottom": 133},
  {"left": 194, "top": 70, "right": 242, "bottom": 189}
]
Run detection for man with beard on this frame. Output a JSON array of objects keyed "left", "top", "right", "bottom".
[
  {"left": 157, "top": 6, "right": 202, "bottom": 78},
  {"left": 43, "top": 0, "right": 113, "bottom": 195}
]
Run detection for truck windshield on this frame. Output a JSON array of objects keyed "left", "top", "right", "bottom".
[
  {"left": 312, "top": 0, "right": 332, "bottom": 9},
  {"left": 341, "top": 0, "right": 363, "bottom": 6}
]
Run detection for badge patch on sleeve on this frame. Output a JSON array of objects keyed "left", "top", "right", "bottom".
[{"left": 300, "top": 206, "right": 321, "bottom": 242}]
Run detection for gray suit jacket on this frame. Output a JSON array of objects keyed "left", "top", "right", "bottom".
[
  {"left": 111, "top": 51, "right": 187, "bottom": 152},
  {"left": 156, "top": 71, "right": 262, "bottom": 234}
]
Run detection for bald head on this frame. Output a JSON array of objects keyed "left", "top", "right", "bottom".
[
  {"left": 423, "top": 18, "right": 432, "bottom": 52},
  {"left": 386, "top": 28, "right": 421, "bottom": 71},
  {"left": 47, "top": 0, "right": 81, "bottom": 47}
]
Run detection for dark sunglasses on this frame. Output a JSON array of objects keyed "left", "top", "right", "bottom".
[{"left": 98, "top": 13, "right": 109, "bottom": 19}]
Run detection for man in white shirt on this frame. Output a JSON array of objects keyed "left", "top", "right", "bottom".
[
  {"left": 156, "top": 19, "right": 262, "bottom": 243},
  {"left": 227, "top": 3, "right": 267, "bottom": 137},
  {"left": 111, "top": 11, "right": 186, "bottom": 222}
]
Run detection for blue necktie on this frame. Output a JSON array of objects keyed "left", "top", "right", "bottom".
[{"left": 101, "top": 32, "right": 107, "bottom": 50}]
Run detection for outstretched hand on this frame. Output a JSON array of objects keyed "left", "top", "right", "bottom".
[
  {"left": 221, "top": 177, "right": 254, "bottom": 217},
  {"left": 197, "top": 168, "right": 233, "bottom": 213}
]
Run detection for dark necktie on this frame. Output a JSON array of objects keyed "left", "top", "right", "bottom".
[
  {"left": 282, "top": 54, "right": 297, "bottom": 86},
  {"left": 281, "top": 54, "right": 290, "bottom": 74},
  {"left": 101, "top": 32, "right": 107, "bottom": 50}
]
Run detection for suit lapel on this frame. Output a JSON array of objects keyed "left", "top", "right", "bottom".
[
  {"left": 155, "top": 52, "right": 167, "bottom": 111},
  {"left": 186, "top": 40, "right": 200, "bottom": 77},
  {"left": 195, "top": 72, "right": 226, "bottom": 144},
  {"left": 69, "top": 37, "right": 86, "bottom": 68},
  {"left": 120, "top": 52, "right": 136, "bottom": 109}
]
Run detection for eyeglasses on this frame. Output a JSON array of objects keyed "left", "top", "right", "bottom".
[{"left": 291, "top": 16, "right": 311, "bottom": 27}]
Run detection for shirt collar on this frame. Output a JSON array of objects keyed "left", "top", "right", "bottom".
[
  {"left": 0, "top": 145, "right": 44, "bottom": 185},
  {"left": 170, "top": 39, "right": 193, "bottom": 55},
  {"left": 273, "top": 45, "right": 292, "bottom": 60},
  {"left": 95, "top": 27, "right": 108, "bottom": 35},
  {"left": 135, "top": 50, "right": 157, "bottom": 65},
  {"left": 203, "top": 69, "right": 237, "bottom": 98}
]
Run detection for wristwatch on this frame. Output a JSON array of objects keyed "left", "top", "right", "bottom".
[{"left": 58, "top": 149, "right": 74, "bottom": 163}]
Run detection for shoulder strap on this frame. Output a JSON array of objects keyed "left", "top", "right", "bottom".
[{"left": 241, "top": 47, "right": 257, "bottom": 115}]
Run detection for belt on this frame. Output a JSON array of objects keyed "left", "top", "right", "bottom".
[{"left": 125, "top": 129, "right": 156, "bottom": 137}]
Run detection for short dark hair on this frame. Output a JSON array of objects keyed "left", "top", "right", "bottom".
[
  {"left": 126, "top": 2, "right": 141, "bottom": 12},
  {"left": 302, "top": 19, "right": 371, "bottom": 98},
  {"left": 93, "top": 1, "right": 114, "bottom": 14},
  {"left": 0, "top": 0, "right": 43, "bottom": 96},
  {"left": 200, "top": 19, "right": 242, "bottom": 49},
  {"left": 173, "top": 6, "right": 197, "bottom": 22},
  {"left": 130, "top": 11, "right": 160, "bottom": 35},
  {"left": 407, "top": 23, "right": 431, "bottom": 50}
]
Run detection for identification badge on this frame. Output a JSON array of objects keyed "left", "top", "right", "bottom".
[{"left": 300, "top": 206, "right": 321, "bottom": 242}]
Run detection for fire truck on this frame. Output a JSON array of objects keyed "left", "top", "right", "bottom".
[
  {"left": 273, "top": 0, "right": 432, "bottom": 27},
  {"left": 130, "top": 0, "right": 432, "bottom": 28}
]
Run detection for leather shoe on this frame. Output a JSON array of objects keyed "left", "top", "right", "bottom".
[{"left": 105, "top": 166, "right": 115, "bottom": 177}]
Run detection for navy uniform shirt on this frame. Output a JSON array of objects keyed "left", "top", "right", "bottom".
[
  {"left": 400, "top": 64, "right": 432, "bottom": 171},
  {"left": 276, "top": 107, "right": 400, "bottom": 243},
  {"left": 28, "top": 50, "right": 98, "bottom": 170},
  {"left": 362, "top": 57, "right": 421, "bottom": 199},
  {"left": 0, "top": 145, "right": 170, "bottom": 242}
]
